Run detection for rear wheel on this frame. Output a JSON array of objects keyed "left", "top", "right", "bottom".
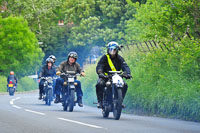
[
  {"left": 68, "top": 89, "right": 75, "bottom": 112},
  {"left": 9, "top": 87, "right": 14, "bottom": 96},
  {"left": 113, "top": 89, "right": 123, "bottom": 120}
]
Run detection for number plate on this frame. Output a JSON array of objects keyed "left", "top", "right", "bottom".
[
  {"left": 70, "top": 85, "right": 75, "bottom": 88},
  {"left": 68, "top": 78, "right": 74, "bottom": 82},
  {"left": 8, "top": 84, "right": 14, "bottom": 87}
]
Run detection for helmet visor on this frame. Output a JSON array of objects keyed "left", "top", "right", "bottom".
[
  {"left": 69, "top": 54, "right": 75, "bottom": 58},
  {"left": 108, "top": 47, "right": 117, "bottom": 55}
]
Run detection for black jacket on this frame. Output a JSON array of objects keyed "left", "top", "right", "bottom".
[
  {"left": 39, "top": 65, "right": 56, "bottom": 77},
  {"left": 96, "top": 54, "right": 131, "bottom": 75},
  {"left": 7, "top": 75, "right": 18, "bottom": 84}
]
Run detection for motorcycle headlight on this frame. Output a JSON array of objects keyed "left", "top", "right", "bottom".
[
  {"left": 74, "top": 82, "right": 78, "bottom": 86},
  {"left": 44, "top": 82, "right": 47, "bottom": 86},
  {"left": 63, "top": 82, "right": 67, "bottom": 86},
  {"left": 106, "top": 81, "right": 111, "bottom": 87},
  {"left": 47, "top": 77, "right": 52, "bottom": 82}
]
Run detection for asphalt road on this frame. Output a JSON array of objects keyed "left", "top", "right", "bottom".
[{"left": 0, "top": 92, "right": 200, "bottom": 133}]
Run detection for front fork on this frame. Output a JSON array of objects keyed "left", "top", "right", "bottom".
[{"left": 62, "top": 83, "right": 75, "bottom": 102}]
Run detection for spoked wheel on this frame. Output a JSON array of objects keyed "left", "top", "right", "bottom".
[
  {"left": 47, "top": 89, "right": 52, "bottom": 106},
  {"left": 68, "top": 89, "right": 75, "bottom": 112},
  {"left": 113, "top": 89, "right": 123, "bottom": 120}
]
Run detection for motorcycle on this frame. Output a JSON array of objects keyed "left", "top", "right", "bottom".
[
  {"left": 7, "top": 80, "right": 16, "bottom": 96},
  {"left": 60, "top": 71, "right": 80, "bottom": 112},
  {"left": 101, "top": 71, "right": 126, "bottom": 120},
  {"left": 41, "top": 76, "right": 56, "bottom": 106}
]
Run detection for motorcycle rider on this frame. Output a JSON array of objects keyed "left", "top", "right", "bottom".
[
  {"left": 7, "top": 71, "right": 18, "bottom": 92},
  {"left": 96, "top": 41, "right": 132, "bottom": 108},
  {"left": 54, "top": 51, "right": 86, "bottom": 107},
  {"left": 49, "top": 54, "right": 57, "bottom": 96},
  {"left": 38, "top": 58, "right": 56, "bottom": 100}
]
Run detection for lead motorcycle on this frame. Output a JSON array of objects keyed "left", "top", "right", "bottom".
[
  {"left": 60, "top": 71, "right": 80, "bottom": 112},
  {"left": 7, "top": 80, "right": 16, "bottom": 96},
  {"left": 101, "top": 71, "right": 128, "bottom": 120},
  {"left": 41, "top": 76, "right": 56, "bottom": 106}
]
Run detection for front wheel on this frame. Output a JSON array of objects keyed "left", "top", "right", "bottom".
[
  {"left": 46, "top": 89, "right": 52, "bottom": 106},
  {"left": 113, "top": 89, "right": 123, "bottom": 120},
  {"left": 68, "top": 89, "right": 75, "bottom": 112}
]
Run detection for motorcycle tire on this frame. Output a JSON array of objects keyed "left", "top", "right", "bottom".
[
  {"left": 113, "top": 89, "right": 123, "bottom": 120},
  {"left": 68, "top": 89, "right": 75, "bottom": 112},
  {"left": 46, "top": 89, "right": 52, "bottom": 106},
  {"left": 9, "top": 87, "right": 15, "bottom": 96}
]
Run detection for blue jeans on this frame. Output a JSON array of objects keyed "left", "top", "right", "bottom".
[{"left": 55, "top": 77, "right": 83, "bottom": 98}]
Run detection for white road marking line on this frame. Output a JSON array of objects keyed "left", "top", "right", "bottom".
[
  {"left": 10, "top": 100, "right": 14, "bottom": 105},
  {"left": 10, "top": 97, "right": 21, "bottom": 105},
  {"left": 58, "top": 117, "right": 105, "bottom": 129},
  {"left": 25, "top": 109, "right": 46, "bottom": 116},
  {"left": 16, "top": 97, "right": 21, "bottom": 100},
  {"left": 12, "top": 105, "right": 21, "bottom": 109}
]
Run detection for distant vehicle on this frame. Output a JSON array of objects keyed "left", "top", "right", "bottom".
[
  {"left": 41, "top": 76, "right": 56, "bottom": 106},
  {"left": 7, "top": 81, "right": 16, "bottom": 96}
]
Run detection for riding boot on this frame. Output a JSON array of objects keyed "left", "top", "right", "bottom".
[
  {"left": 97, "top": 95, "right": 103, "bottom": 108},
  {"left": 96, "top": 83, "right": 104, "bottom": 108},
  {"left": 78, "top": 97, "right": 83, "bottom": 107},
  {"left": 54, "top": 94, "right": 60, "bottom": 103},
  {"left": 38, "top": 93, "right": 42, "bottom": 100}
]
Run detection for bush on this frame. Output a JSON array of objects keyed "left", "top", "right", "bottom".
[
  {"left": 17, "top": 77, "right": 38, "bottom": 92},
  {"left": 0, "top": 76, "right": 7, "bottom": 92},
  {"left": 79, "top": 64, "right": 97, "bottom": 106},
  {"left": 122, "top": 38, "right": 200, "bottom": 121}
]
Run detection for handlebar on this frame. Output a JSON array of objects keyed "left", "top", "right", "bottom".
[
  {"left": 102, "top": 71, "right": 132, "bottom": 79},
  {"left": 40, "top": 76, "right": 57, "bottom": 80},
  {"left": 60, "top": 72, "right": 80, "bottom": 77}
]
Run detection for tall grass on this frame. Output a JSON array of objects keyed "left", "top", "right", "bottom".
[
  {"left": 0, "top": 76, "right": 7, "bottom": 92},
  {"left": 80, "top": 64, "right": 98, "bottom": 106},
  {"left": 17, "top": 77, "right": 38, "bottom": 92}
]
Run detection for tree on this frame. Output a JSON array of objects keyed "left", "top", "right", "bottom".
[
  {"left": 0, "top": 16, "right": 44, "bottom": 77},
  {"left": 125, "top": 0, "right": 200, "bottom": 43},
  {"left": 65, "top": 0, "right": 137, "bottom": 47}
]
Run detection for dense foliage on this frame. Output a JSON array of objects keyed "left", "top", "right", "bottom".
[
  {"left": 125, "top": 0, "right": 200, "bottom": 42},
  {"left": 0, "top": 0, "right": 144, "bottom": 65},
  {"left": 0, "top": 16, "right": 44, "bottom": 77}
]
